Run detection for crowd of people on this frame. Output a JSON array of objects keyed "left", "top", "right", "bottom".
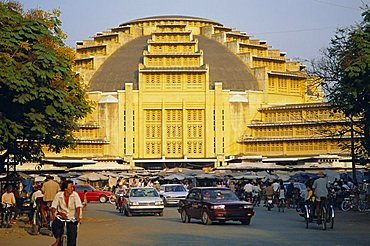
[
  {"left": 1, "top": 171, "right": 369, "bottom": 244},
  {"left": 0, "top": 175, "right": 82, "bottom": 246}
]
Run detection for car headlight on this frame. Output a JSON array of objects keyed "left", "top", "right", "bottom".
[
  {"left": 155, "top": 201, "right": 164, "bottom": 206},
  {"left": 129, "top": 202, "right": 139, "bottom": 206},
  {"left": 244, "top": 205, "right": 254, "bottom": 209},
  {"left": 212, "top": 205, "right": 225, "bottom": 209}
]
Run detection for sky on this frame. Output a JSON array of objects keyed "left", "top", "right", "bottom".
[{"left": 18, "top": 0, "right": 367, "bottom": 61}]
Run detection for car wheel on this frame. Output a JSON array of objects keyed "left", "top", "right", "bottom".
[
  {"left": 99, "top": 195, "right": 108, "bottom": 203},
  {"left": 241, "top": 218, "right": 251, "bottom": 225},
  {"left": 126, "top": 207, "right": 132, "bottom": 217},
  {"left": 201, "top": 210, "right": 212, "bottom": 225},
  {"left": 181, "top": 210, "right": 191, "bottom": 223},
  {"left": 163, "top": 198, "right": 168, "bottom": 207}
]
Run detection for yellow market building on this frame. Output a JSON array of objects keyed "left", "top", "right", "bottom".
[{"left": 44, "top": 16, "right": 352, "bottom": 170}]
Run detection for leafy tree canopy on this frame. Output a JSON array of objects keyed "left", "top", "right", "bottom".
[
  {"left": 310, "top": 7, "right": 370, "bottom": 159},
  {"left": 0, "top": 1, "right": 92, "bottom": 171}
]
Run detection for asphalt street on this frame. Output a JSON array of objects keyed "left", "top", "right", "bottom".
[{"left": 2, "top": 202, "right": 370, "bottom": 246}]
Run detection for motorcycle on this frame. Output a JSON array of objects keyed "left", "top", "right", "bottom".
[
  {"left": 244, "top": 192, "right": 253, "bottom": 203},
  {"left": 1, "top": 203, "right": 13, "bottom": 228},
  {"left": 266, "top": 196, "right": 274, "bottom": 211},
  {"left": 114, "top": 190, "right": 126, "bottom": 213},
  {"left": 117, "top": 193, "right": 126, "bottom": 213}
]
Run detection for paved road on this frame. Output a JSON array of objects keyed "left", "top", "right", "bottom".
[{"left": 2, "top": 203, "right": 370, "bottom": 246}]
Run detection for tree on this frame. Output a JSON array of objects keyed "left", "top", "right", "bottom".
[
  {"left": 0, "top": 1, "right": 92, "bottom": 172},
  {"left": 310, "top": 7, "right": 369, "bottom": 184}
]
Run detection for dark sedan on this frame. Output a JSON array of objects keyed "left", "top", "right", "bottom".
[{"left": 178, "top": 187, "right": 254, "bottom": 225}]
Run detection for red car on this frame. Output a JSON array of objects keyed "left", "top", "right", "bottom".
[
  {"left": 74, "top": 184, "right": 112, "bottom": 203},
  {"left": 178, "top": 187, "right": 255, "bottom": 225}
]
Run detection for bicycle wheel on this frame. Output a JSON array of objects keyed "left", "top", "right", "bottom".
[
  {"left": 321, "top": 208, "right": 327, "bottom": 230},
  {"left": 61, "top": 234, "right": 68, "bottom": 246},
  {"left": 358, "top": 200, "right": 367, "bottom": 212},
  {"left": 341, "top": 200, "right": 351, "bottom": 212},
  {"left": 305, "top": 207, "right": 309, "bottom": 229},
  {"left": 327, "top": 206, "right": 334, "bottom": 229}
]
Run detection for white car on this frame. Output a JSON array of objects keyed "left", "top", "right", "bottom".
[
  {"left": 159, "top": 184, "right": 188, "bottom": 206},
  {"left": 124, "top": 187, "right": 164, "bottom": 216}
]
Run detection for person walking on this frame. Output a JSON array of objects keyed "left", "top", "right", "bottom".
[
  {"left": 42, "top": 175, "right": 60, "bottom": 206},
  {"left": 50, "top": 180, "right": 82, "bottom": 246}
]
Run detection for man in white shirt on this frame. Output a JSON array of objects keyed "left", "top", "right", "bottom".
[
  {"left": 243, "top": 181, "right": 254, "bottom": 202},
  {"left": 1, "top": 185, "right": 18, "bottom": 223},
  {"left": 50, "top": 180, "right": 82, "bottom": 246},
  {"left": 272, "top": 180, "right": 280, "bottom": 194}
]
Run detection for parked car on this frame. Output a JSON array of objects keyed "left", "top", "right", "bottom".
[
  {"left": 178, "top": 187, "right": 255, "bottom": 225},
  {"left": 124, "top": 187, "right": 164, "bottom": 216},
  {"left": 159, "top": 184, "right": 188, "bottom": 206},
  {"left": 74, "top": 184, "right": 112, "bottom": 203}
]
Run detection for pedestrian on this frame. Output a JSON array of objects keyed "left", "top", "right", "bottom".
[
  {"left": 286, "top": 180, "right": 294, "bottom": 208},
  {"left": 50, "top": 180, "right": 82, "bottom": 246},
  {"left": 30, "top": 185, "right": 46, "bottom": 225},
  {"left": 42, "top": 175, "right": 60, "bottom": 207},
  {"left": 82, "top": 190, "right": 88, "bottom": 209}
]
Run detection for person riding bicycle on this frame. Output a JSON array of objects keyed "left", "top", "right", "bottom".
[
  {"left": 1, "top": 185, "right": 17, "bottom": 224},
  {"left": 312, "top": 171, "right": 329, "bottom": 224},
  {"left": 50, "top": 180, "right": 82, "bottom": 246}
]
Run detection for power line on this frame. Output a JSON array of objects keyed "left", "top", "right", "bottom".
[
  {"left": 310, "top": 0, "right": 360, "bottom": 10},
  {"left": 252, "top": 26, "right": 336, "bottom": 35}
]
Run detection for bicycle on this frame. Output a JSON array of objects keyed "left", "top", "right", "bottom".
[
  {"left": 55, "top": 215, "right": 79, "bottom": 246},
  {"left": 1, "top": 203, "right": 13, "bottom": 228},
  {"left": 303, "top": 197, "right": 334, "bottom": 230},
  {"left": 341, "top": 194, "right": 367, "bottom": 212}
]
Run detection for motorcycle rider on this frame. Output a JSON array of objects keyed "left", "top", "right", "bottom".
[
  {"left": 263, "top": 182, "right": 274, "bottom": 207},
  {"left": 243, "top": 180, "right": 253, "bottom": 202},
  {"left": 115, "top": 182, "right": 127, "bottom": 210}
]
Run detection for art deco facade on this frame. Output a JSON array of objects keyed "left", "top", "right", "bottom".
[{"left": 44, "top": 16, "right": 350, "bottom": 169}]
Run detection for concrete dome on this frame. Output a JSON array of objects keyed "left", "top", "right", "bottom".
[{"left": 88, "top": 16, "right": 259, "bottom": 92}]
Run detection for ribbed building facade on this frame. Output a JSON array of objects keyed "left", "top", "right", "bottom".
[{"left": 44, "top": 16, "right": 350, "bottom": 169}]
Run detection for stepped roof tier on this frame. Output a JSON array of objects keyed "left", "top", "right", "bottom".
[{"left": 88, "top": 35, "right": 259, "bottom": 91}]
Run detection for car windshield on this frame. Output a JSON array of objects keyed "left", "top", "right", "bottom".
[
  {"left": 202, "top": 189, "right": 239, "bottom": 201},
  {"left": 163, "top": 185, "right": 186, "bottom": 192},
  {"left": 130, "top": 188, "right": 159, "bottom": 197}
]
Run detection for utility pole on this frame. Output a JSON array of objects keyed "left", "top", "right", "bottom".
[{"left": 350, "top": 119, "right": 358, "bottom": 185}]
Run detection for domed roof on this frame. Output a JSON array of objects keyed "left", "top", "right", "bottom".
[
  {"left": 120, "top": 15, "right": 222, "bottom": 27},
  {"left": 88, "top": 35, "right": 259, "bottom": 92}
]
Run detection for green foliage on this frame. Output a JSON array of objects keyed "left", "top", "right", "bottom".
[
  {"left": 0, "top": 1, "right": 91, "bottom": 171},
  {"left": 311, "top": 7, "right": 370, "bottom": 158}
]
